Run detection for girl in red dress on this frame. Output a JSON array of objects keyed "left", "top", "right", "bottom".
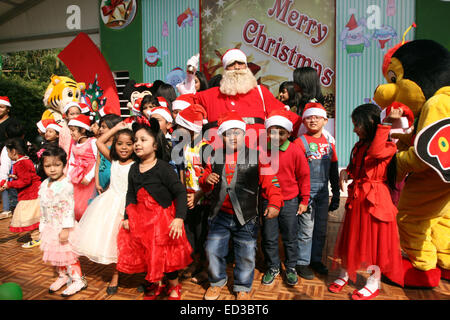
[
  {"left": 329, "top": 104, "right": 404, "bottom": 300},
  {"left": 117, "top": 118, "right": 192, "bottom": 300}
]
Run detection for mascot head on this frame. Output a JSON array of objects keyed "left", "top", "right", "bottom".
[
  {"left": 43, "top": 75, "right": 86, "bottom": 117},
  {"left": 374, "top": 39, "right": 450, "bottom": 118},
  {"left": 123, "top": 79, "right": 161, "bottom": 116}
]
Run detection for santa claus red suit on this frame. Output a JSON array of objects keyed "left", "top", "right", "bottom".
[{"left": 194, "top": 49, "right": 286, "bottom": 149}]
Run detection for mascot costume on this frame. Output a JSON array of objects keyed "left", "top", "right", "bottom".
[{"left": 374, "top": 36, "right": 450, "bottom": 288}]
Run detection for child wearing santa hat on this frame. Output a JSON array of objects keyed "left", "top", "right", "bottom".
[
  {"left": 36, "top": 119, "right": 63, "bottom": 181},
  {"left": 67, "top": 114, "right": 98, "bottom": 221},
  {"left": 174, "top": 104, "right": 212, "bottom": 284},
  {"left": 294, "top": 102, "right": 340, "bottom": 279},
  {"left": 199, "top": 111, "right": 283, "bottom": 300},
  {"left": 261, "top": 109, "right": 310, "bottom": 286}
]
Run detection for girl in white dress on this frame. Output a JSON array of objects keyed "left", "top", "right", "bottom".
[{"left": 71, "top": 121, "right": 134, "bottom": 295}]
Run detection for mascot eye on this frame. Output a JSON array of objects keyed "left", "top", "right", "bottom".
[
  {"left": 76, "top": 92, "right": 80, "bottom": 98},
  {"left": 387, "top": 70, "right": 397, "bottom": 83},
  {"left": 68, "top": 91, "right": 73, "bottom": 97}
]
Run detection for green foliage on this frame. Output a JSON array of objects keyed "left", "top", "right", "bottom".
[{"left": 0, "top": 49, "right": 73, "bottom": 144}]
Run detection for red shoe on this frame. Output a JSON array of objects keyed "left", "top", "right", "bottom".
[
  {"left": 403, "top": 258, "right": 441, "bottom": 288},
  {"left": 143, "top": 282, "right": 166, "bottom": 300},
  {"left": 438, "top": 266, "right": 450, "bottom": 281},
  {"left": 328, "top": 278, "right": 348, "bottom": 293},
  {"left": 351, "top": 286, "right": 379, "bottom": 300},
  {"left": 166, "top": 284, "right": 182, "bottom": 300}
]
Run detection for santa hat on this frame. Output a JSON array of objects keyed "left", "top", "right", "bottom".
[
  {"left": 381, "top": 101, "right": 415, "bottom": 130},
  {"left": 172, "top": 94, "right": 194, "bottom": 111},
  {"left": 217, "top": 111, "right": 246, "bottom": 135},
  {"left": 157, "top": 96, "right": 168, "bottom": 108},
  {"left": 36, "top": 120, "right": 46, "bottom": 133},
  {"left": 0, "top": 96, "right": 11, "bottom": 107},
  {"left": 46, "top": 121, "right": 63, "bottom": 133},
  {"left": 68, "top": 114, "right": 91, "bottom": 131},
  {"left": 175, "top": 104, "right": 208, "bottom": 133},
  {"left": 345, "top": 14, "right": 358, "bottom": 31},
  {"left": 265, "top": 109, "right": 294, "bottom": 132},
  {"left": 64, "top": 102, "right": 89, "bottom": 114},
  {"left": 302, "top": 102, "right": 328, "bottom": 119},
  {"left": 132, "top": 98, "right": 143, "bottom": 114},
  {"left": 222, "top": 49, "right": 247, "bottom": 69},
  {"left": 150, "top": 106, "right": 173, "bottom": 123}
]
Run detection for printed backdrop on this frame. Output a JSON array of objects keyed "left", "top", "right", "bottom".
[{"left": 200, "top": 0, "right": 336, "bottom": 116}]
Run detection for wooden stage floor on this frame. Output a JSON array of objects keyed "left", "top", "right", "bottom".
[{"left": 0, "top": 200, "right": 449, "bottom": 301}]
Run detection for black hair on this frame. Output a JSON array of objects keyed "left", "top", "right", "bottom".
[
  {"left": 208, "top": 74, "right": 222, "bottom": 88},
  {"left": 279, "top": 81, "right": 300, "bottom": 111},
  {"left": 156, "top": 83, "right": 177, "bottom": 112},
  {"left": 5, "top": 137, "right": 38, "bottom": 164},
  {"left": 69, "top": 125, "right": 95, "bottom": 138},
  {"left": 132, "top": 117, "right": 172, "bottom": 163},
  {"left": 37, "top": 146, "right": 68, "bottom": 180},
  {"left": 5, "top": 121, "right": 24, "bottom": 139},
  {"left": 195, "top": 71, "right": 209, "bottom": 92},
  {"left": 139, "top": 94, "right": 160, "bottom": 115},
  {"left": 293, "top": 66, "right": 325, "bottom": 115},
  {"left": 110, "top": 129, "right": 137, "bottom": 162},
  {"left": 349, "top": 103, "right": 397, "bottom": 190},
  {"left": 99, "top": 114, "right": 122, "bottom": 130}
]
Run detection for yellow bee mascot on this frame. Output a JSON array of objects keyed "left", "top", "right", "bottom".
[{"left": 374, "top": 39, "right": 450, "bottom": 288}]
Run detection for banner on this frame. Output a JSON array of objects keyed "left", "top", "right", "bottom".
[{"left": 201, "top": 0, "right": 335, "bottom": 115}]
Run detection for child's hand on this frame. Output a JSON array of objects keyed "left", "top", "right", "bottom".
[
  {"left": 206, "top": 173, "right": 220, "bottom": 185},
  {"left": 187, "top": 193, "right": 195, "bottom": 209},
  {"left": 114, "top": 121, "right": 129, "bottom": 131},
  {"left": 339, "top": 170, "right": 348, "bottom": 192},
  {"left": 8, "top": 174, "right": 17, "bottom": 180},
  {"left": 122, "top": 219, "right": 129, "bottom": 230},
  {"left": 328, "top": 196, "right": 340, "bottom": 211},
  {"left": 169, "top": 218, "right": 184, "bottom": 239},
  {"left": 264, "top": 206, "right": 280, "bottom": 219},
  {"left": 81, "top": 178, "right": 90, "bottom": 186},
  {"left": 59, "top": 229, "right": 69, "bottom": 243},
  {"left": 96, "top": 183, "right": 104, "bottom": 194},
  {"left": 297, "top": 204, "right": 308, "bottom": 215}
]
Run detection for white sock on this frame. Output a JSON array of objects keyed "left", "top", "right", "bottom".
[
  {"left": 333, "top": 270, "right": 349, "bottom": 286},
  {"left": 358, "top": 273, "right": 380, "bottom": 297}
]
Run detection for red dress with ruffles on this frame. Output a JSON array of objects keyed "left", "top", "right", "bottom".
[
  {"left": 333, "top": 124, "right": 404, "bottom": 286},
  {"left": 117, "top": 188, "right": 192, "bottom": 283}
]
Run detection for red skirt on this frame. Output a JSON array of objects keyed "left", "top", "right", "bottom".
[
  {"left": 117, "top": 188, "right": 192, "bottom": 283},
  {"left": 333, "top": 195, "right": 404, "bottom": 286}
]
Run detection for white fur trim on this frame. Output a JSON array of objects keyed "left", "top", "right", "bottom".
[
  {"left": 222, "top": 49, "right": 247, "bottom": 68},
  {"left": 151, "top": 108, "right": 173, "bottom": 123},
  {"left": 265, "top": 115, "right": 293, "bottom": 132},
  {"left": 302, "top": 107, "right": 327, "bottom": 119},
  {"left": 99, "top": 107, "right": 106, "bottom": 117},
  {"left": 0, "top": 99, "right": 11, "bottom": 107},
  {"left": 399, "top": 117, "right": 410, "bottom": 129},
  {"left": 158, "top": 100, "right": 168, "bottom": 108},
  {"left": 68, "top": 119, "right": 91, "bottom": 131},
  {"left": 47, "top": 123, "right": 62, "bottom": 132},
  {"left": 175, "top": 114, "right": 202, "bottom": 133},
  {"left": 217, "top": 120, "right": 246, "bottom": 135},
  {"left": 36, "top": 121, "right": 46, "bottom": 133},
  {"left": 172, "top": 100, "right": 190, "bottom": 111}
]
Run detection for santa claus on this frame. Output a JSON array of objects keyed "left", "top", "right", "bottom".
[{"left": 194, "top": 48, "right": 286, "bottom": 149}]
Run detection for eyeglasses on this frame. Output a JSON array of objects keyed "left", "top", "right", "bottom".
[{"left": 224, "top": 129, "right": 245, "bottom": 137}]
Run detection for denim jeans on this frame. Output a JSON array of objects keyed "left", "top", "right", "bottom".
[
  {"left": 1, "top": 190, "right": 9, "bottom": 211},
  {"left": 262, "top": 198, "right": 298, "bottom": 270},
  {"left": 297, "top": 182, "right": 329, "bottom": 266},
  {"left": 205, "top": 210, "right": 259, "bottom": 293}
]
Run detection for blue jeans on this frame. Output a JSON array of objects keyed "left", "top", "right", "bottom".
[
  {"left": 297, "top": 183, "right": 329, "bottom": 266},
  {"left": 205, "top": 210, "right": 259, "bottom": 293},
  {"left": 262, "top": 198, "right": 298, "bottom": 270}
]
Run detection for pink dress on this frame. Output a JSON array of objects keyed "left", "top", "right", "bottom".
[
  {"left": 39, "top": 177, "right": 79, "bottom": 267},
  {"left": 68, "top": 137, "right": 97, "bottom": 221}
]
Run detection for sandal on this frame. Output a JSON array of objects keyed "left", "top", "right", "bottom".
[
  {"left": 143, "top": 282, "right": 166, "bottom": 300},
  {"left": 22, "top": 239, "right": 40, "bottom": 248},
  {"left": 351, "top": 286, "right": 379, "bottom": 300},
  {"left": 166, "top": 284, "right": 182, "bottom": 300},
  {"left": 328, "top": 277, "right": 348, "bottom": 293}
]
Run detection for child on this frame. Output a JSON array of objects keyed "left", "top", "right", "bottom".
[
  {"left": 329, "top": 103, "right": 404, "bottom": 300},
  {"left": 171, "top": 94, "right": 195, "bottom": 122},
  {"left": 38, "top": 146, "right": 87, "bottom": 297},
  {"left": 277, "top": 81, "right": 300, "bottom": 114},
  {"left": 174, "top": 104, "right": 212, "bottom": 284},
  {"left": 59, "top": 102, "right": 90, "bottom": 156},
  {"left": 200, "top": 112, "right": 283, "bottom": 300},
  {"left": 95, "top": 114, "right": 122, "bottom": 194},
  {"left": 293, "top": 67, "right": 325, "bottom": 115},
  {"left": 261, "top": 109, "right": 310, "bottom": 286},
  {"left": 66, "top": 114, "right": 98, "bottom": 221},
  {"left": 148, "top": 106, "right": 173, "bottom": 142},
  {"left": 0, "top": 138, "right": 41, "bottom": 248},
  {"left": 140, "top": 94, "right": 160, "bottom": 118},
  {"left": 36, "top": 120, "right": 62, "bottom": 180},
  {"left": 90, "top": 121, "right": 100, "bottom": 138},
  {"left": 72, "top": 121, "right": 134, "bottom": 295},
  {"left": 116, "top": 118, "right": 192, "bottom": 300},
  {"left": 294, "top": 102, "right": 340, "bottom": 279}
]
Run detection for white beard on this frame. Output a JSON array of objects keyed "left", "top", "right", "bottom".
[{"left": 219, "top": 68, "right": 258, "bottom": 96}]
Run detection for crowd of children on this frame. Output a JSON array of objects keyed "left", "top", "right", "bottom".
[{"left": 0, "top": 63, "right": 407, "bottom": 301}]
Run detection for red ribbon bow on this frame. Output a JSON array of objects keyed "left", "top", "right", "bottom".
[{"left": 101, "top": 0, "right": 124, "bottom": 17}]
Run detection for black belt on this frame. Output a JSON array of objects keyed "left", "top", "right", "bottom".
[{"left": 202, "top": 117, "right": 265, "bottom": 132}]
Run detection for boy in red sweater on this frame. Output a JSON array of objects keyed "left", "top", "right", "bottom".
[
  {"left": 261, "top": 109, "right": 310, "bottom": 286},
  {"left": 200, "top": 111, "right": 283, "bottom": 300}
]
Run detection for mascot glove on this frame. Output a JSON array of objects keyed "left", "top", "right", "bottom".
[{"left": 328, "top": 196, "right": 340, "bottom": 212}]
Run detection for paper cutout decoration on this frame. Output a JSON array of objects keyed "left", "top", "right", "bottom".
[
  {"left": 414, "top": 118, "right": 450, "bottom": 183},
  {"left": 145, "top": 46, "right": 162, "bottom": 67},
  {"left": 100, "top": 0, "right": 137, "bottom": 30}
]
